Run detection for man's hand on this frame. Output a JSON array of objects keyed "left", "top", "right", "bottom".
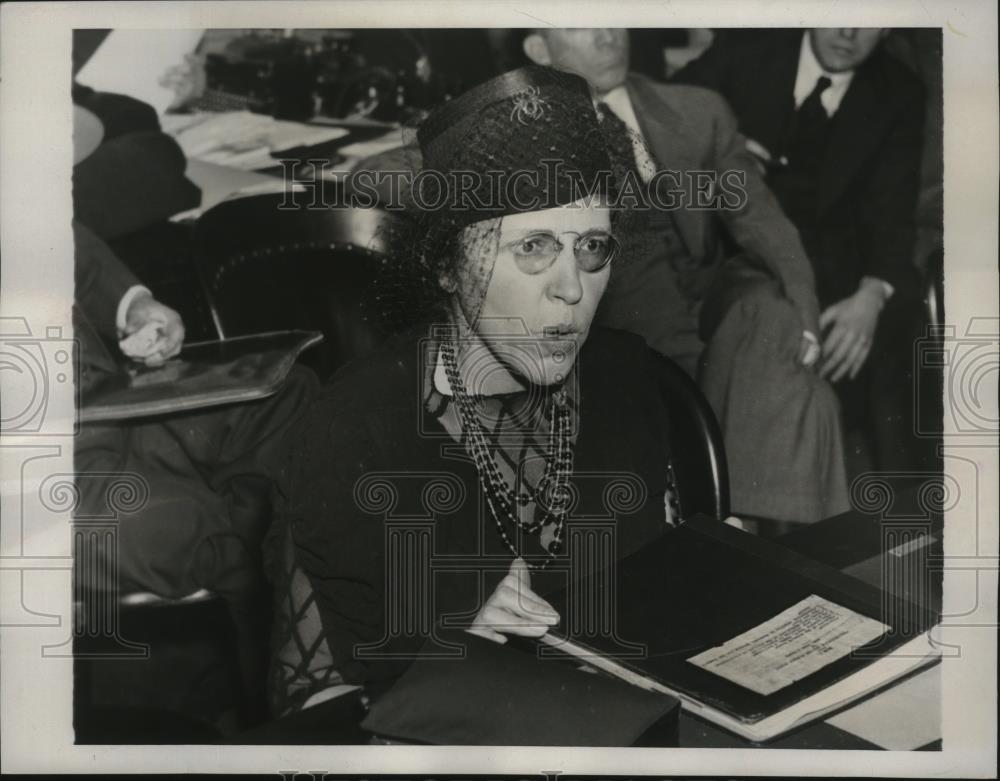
[
  {"left": 745, "top": 138, "right": 788, "bottom": 177},
  {"left": 798, "top": 331, "right": 821, "bottom": 368},
  {"left": 467, "top": 557, "right": 560, "bottom": 644},
  {"left": 160, "top": 53, "right": 207, "bottom": 112},
  {"left": 818, "top": 279, "right": 888, "bottom": 382},
  {"left": 121, "top": 292, "right": 185, "bottom": 367}
]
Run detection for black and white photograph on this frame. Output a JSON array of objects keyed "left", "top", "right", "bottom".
[{"left": 0, "top": 1, "right": 996, "bottom": 776}]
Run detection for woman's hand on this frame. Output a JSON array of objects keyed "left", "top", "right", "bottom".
[{"left": 467, "top": 557, "right": 560, "bottom": 644}]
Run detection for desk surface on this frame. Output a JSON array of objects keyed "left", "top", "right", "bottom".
[
  {"left": 233, "top": 488, "right": 942, "bottom": 749},
  {"left": 174, "top": 122, "right": 395, "bottom": 221}
]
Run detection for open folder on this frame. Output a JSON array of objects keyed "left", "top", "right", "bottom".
[{"left": 539, "top": 516, "right": 941, "bottom": 743}]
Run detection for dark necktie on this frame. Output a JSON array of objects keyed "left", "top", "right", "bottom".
[
  {"left": 800, "top": 75, "right": 833, "bottom": 123},
  {"left": 596, "top": 101, "right": 643, "bottom": 182},
  {"left": 785, "top": 75, "right": 833, "bottom": 166},
  {"left": 594, "top": 104, "right": 698, "bottom": 299}
]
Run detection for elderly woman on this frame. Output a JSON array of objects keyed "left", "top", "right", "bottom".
[{"left": 268, "top": 66, "right": 680, "bottom": 717}]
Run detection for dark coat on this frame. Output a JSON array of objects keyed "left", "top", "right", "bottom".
[
  {"left": 281, "top": 327, "right": 676, "bottom": 690},
  {"left": 672, "top": 31, "right": 926, "bottom": 307}
]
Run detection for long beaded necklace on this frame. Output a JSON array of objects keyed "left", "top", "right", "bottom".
[{"left": 441, "top": 339, "right": 573, "bottom": 570}]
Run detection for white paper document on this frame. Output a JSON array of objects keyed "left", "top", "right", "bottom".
[
  {"left": 687, "top": 594, "right": 889, "bottom": 696},
  {"left": 169, "top": 159, "right": 307, "bottom": 222},
  {"left": 163, "top": 111, "right": 349, "bottom": 170}
]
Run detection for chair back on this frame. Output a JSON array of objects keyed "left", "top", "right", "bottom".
[
  {"left": 194, "top": 194, "right": 398, "bottom": 378},
  {"left": 648, "top": 349, "right": 730, "bottom": 521},
  {"left": 924, "top": 246, "right": 944, "bottom": 330}
]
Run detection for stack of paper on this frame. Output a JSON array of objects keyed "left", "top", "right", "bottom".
[
  {"left": 165, "top": 111, "right": 349, "bottom": 170},
  {"left": 336, "top": 130, "right": 407, "bottom": 162},
  {"left": 170, "top": 158, "right": 306, "bottom": 222}
]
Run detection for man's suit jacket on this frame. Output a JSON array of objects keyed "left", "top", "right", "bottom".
[
  {"left": 672, "top": 32, "right": 926, "bottom": 307},
  {"left": 624, "top": 73, "right": 821, "bottom": 333},
  {"left": 617, "top": 75, "right": 849, "bottom": 523},
  {"left": 74, "top": 221, "right": 141, "bottom": 339},
  {"left": 73, "top": 220, "right": 141, "bottom": 388}
]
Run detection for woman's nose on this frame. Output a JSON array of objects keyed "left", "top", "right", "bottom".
[
  {"left": 839, "top": 28, "right": 859, "bottom": 40},
  {"left": 547, "top": 245, "right": 584, "bottom": 305}
]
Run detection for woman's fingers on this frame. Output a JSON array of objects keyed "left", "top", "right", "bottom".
[
  {"left": 466, "top": 625, "right": 508, "bottom": 645},
  {"left": 493, "top": 580, "right": 559, "bottom": 623},
  {"left": 467, "top": 556, "right": 561, "bottom": 643},
  {"left": 500, "top": 557, "right": 559, "bottom": 620},
  {"left": 476, "top": 605, "right": 555, "bottom": 637}
]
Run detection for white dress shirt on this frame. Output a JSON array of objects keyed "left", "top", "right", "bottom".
[
  {"left": 793, "top": 32, "right": 855, "bottom": 117},
  {"left": 116, "top": 284, "right": 152, "bottom": 334}
]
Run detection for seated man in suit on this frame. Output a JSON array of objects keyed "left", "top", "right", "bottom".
[
  {"left": 72, "top": 91, "right": 317, "bottom": 604},
  {"left": 72, "top": 71, "right": 318, "bottom": 722},
  {"left": 522, "top": 28, "right": 849, "bottom": 525},
  {"left": 74, "top": 221, "right": 318, "bottom": 604},
  {"left": 673, "top": 28, "right": 930, "bottom": 472}
]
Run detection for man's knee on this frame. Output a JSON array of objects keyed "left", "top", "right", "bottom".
[
  {"left": 278, "top": 365, "right": 321, "bottom": 408},
  {"left": 700, "top": 262, "right": 790, "bottom": 340},
  {"left": 704, "top": 277, "right": 798, "bottom": 338}
]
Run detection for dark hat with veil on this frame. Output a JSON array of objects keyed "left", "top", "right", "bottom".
[
  {"left": 414, "top": 65, "right": 616, "bottom": 229},
  {"left": 374, "top": 64, "right": 632, "bottom": 333}
]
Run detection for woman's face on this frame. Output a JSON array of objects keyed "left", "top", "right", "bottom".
[{"left": 453, "top": 199, "right": 614, "bottom": 387}]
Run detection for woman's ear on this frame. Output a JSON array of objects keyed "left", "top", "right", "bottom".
[{"left": 523, "top": 33, "right": 552, "bottom": 66}]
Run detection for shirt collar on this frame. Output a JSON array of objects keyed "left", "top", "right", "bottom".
[
  {"left": 595, "top": 85, "right": 639, "bottom": 130},
  {"left": 431, "top": 340, "right": 452, "bottom": 396},
  {"left": 794, "top": 31, "right": 855, "bottom": 116}
]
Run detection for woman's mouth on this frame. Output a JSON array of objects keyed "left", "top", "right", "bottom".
[{"left": 542, "top": 324, "right": 579, "bottom": 337}]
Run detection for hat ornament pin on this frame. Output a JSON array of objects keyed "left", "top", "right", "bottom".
[{"left": 510, "top": 85, "right": 551, "bottom": 125}]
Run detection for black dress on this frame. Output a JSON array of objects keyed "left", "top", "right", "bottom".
[{"left": 273, "top": 325, "right": 676, "bottom": 699}]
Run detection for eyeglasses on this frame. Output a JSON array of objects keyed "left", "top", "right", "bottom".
[{"left": 503, "top": 230, "right": 620, "bottom": 275}]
